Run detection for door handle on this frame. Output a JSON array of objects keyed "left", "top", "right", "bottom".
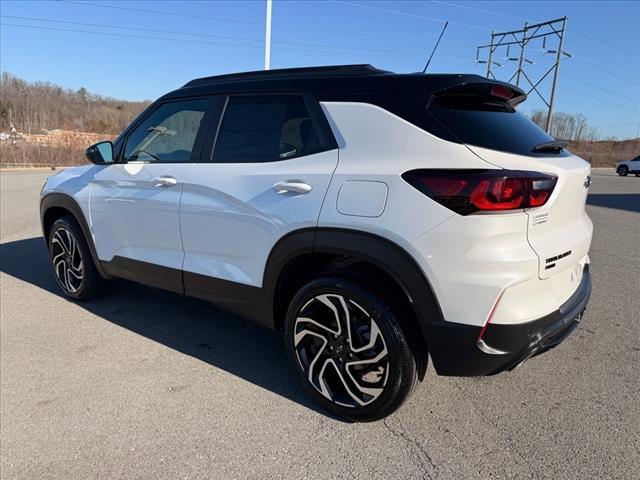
[
  {"left": 152, "top": 176, "right": 178, "bottom": 187},
  {"left": 273, "top": 180, "right": 312, "bottom": 194}
]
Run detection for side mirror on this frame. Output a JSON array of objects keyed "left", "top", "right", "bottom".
[
  {"left": 279, "top": 143, "right": 298, "bottom": 159},
  {"left": 85, "top": 141, "right": 114, "bottom": 165}
]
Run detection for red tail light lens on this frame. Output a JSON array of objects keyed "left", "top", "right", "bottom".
[{"left": 402, "top": 169, "right": 557, "bottom": 215}]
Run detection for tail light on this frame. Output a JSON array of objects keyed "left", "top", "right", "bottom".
[{"left": 402, "top": 169, "right": 557, "bottom": 215}]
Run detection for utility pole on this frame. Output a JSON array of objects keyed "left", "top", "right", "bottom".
[
  {"left": 486, "top": 30, "right": 494, "bottom": 79},
  {"left": 546, "top": 17, "right": 567, "bottom": 132},
  {"left": 476, "top": 17, "right": 571, "bottom": 134},
  {"left": 264, "top": 0, "right": 272, "bottom": 70},
  {"left": 515, "top": 22, "right": 528, "bottom": 87}
]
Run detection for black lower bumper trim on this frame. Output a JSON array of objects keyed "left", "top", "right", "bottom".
[{"left": 428, "top": 265, "right": 591, "bottom": 376}]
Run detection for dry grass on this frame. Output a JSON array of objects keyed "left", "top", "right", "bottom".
[
  {"left": 567, "top": 138, "right": 639, "bottom": 168},
  {"left": 0, "top": 131, "right": 114, "bottom": 168},
  {"left": 0, "top": 143, "right": 87, "bottom": 168}
]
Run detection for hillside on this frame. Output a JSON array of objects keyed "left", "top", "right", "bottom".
[
  {"left": 567, "top": 138, "right": 639, "bottom": 168},
  {"left": 0, "top": 73, "right": 150, "bottom": 167}
]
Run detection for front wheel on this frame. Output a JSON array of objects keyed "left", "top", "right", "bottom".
[
  {"left": 617, "top": 165, "right": 628, "bottom": 176},
  {"left": 284, "top": 276, "right": 418, "bottom": 421},
  {"left": 48, "top": 215, "right": 109, "bottom": 300}
]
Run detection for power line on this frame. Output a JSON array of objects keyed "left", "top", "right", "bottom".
[
  {"left": 561, "top": 72, "right": 640, "bottom": 104},
  {"left": 430, "top": 0, "right": 527, "bottom": 22},
  {"left": 0, "top": 14, "right": 429, "bottom": 56},
  {"left": 332, "top": 1, "right": 489, "bottom": 31},
  {"left": 0, "top": 23, "right": 424, "bottom": 61},
  {"left": 58, "top": 0, "right": 430, "bottom": 43},
  {"left": 573, "top": 56, "right": 640, "bottom": 85},
  {"left": 570, "top": 32, "right": 640, "bottom": 64},
  {"left": 431, "top": 0, "right": 640, "bottom": 64},
  {"left": 560, "top": 86, "right": 640, "bottom": 114}
]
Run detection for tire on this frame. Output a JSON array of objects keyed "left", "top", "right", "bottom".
[
  {"left": 48, "top": 215, "right": 109, "bottom": 301},
  {"left": 617, "top": 165, "right": 628, "bottom": 176},
  {"left": 284, "top": 276, "right": 418, "bottom": 422},
  {"left": 635, "top": 173, "right": 639, "bottom": 177}
]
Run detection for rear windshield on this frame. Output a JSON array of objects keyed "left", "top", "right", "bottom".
[{"left": 426, "top": 97, "right": 568, "bottom": 157}]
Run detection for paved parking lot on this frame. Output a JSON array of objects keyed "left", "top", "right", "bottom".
[{"left": 1, "top": 169, "right": 639, "bottom": 479}]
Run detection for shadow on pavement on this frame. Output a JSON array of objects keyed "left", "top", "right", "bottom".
[
  {"left": 587, "top": 193, "right": 640, "bottom": 213},
  {"left": 0, "top": 236, "right": 337, "bottom": 419}
]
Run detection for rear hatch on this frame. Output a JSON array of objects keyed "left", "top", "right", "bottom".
[{"left": 424, "top": 81, "right": 592, "bottom": 279}]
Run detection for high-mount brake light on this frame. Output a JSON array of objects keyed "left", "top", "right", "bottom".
[
  {"left": 490, "top": 85, "right": 515, "bottom": 100},
  {"left": 402, "top": 170, "right": 557, "bottom": 215}
]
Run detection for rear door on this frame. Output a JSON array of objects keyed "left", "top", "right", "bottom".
[
  {"left": 90, "top": 97, "right": 213, "bottom": 291},
  {"left": 179, "top": 93, "right": 339, "bottom": 295}
]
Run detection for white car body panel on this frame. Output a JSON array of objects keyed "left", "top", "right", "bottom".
[
  {"left": 317, "top": 102, "right": 592, "bottom": 328},
  {"left": 317, "top": 102, "right": 490, "bottom": 247},
  {"left": 179, "top": 149, "right": 338, "bottom": 286},
  {"left": 89, "top": 162, "right": 194, "bottom": 270}
]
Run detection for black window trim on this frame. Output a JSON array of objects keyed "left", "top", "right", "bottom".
[
  {"left": 116, "top": 95, "right": 218, "bottom": 164},
  {"left": 201, "top": 91, "right": 338, "bottom": 164}
]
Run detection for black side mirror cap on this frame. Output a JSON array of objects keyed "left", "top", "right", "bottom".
[{"left": 85, "top": 141, "right": 114, "bottom": 165}]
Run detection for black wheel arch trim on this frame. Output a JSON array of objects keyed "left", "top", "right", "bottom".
[
  {"left": 40, "top": 192, "right": 110, "bottom": 279},
  {"left": 264, "top": 228, "right": 447, "bottom": 356}
]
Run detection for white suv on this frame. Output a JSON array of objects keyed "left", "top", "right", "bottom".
[
  {"left": 616, "top": 155, "right": 640, "bottom": 176},
  {"left": 40, "top": 65, "right": 593, "bottom": 421}
]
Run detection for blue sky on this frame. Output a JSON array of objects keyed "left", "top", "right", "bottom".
[{"left": 1, "top": 0, "right": 639, "bottom": 139}]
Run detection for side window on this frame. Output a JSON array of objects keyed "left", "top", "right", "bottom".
[
  {"left": 214, "top": 95, "right": 323, "bottom": 163},
  {"left": 123, "top": 98, "right": 211, "bottom": 163}
]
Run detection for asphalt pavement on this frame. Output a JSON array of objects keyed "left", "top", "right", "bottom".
[{"left": 1, "top": 168, "right": 639, "bottom": 479}]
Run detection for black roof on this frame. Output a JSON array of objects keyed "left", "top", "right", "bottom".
[
  {"left": 164, "top": 64, "right": 519, "bottom": 104},
  {"left": 183, "top": 64, "right": 391, "bottom": 87}
]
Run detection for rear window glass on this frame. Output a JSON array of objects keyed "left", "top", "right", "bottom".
[
  {"left": 214, "top": 95, "right": 323, "bottom": 163},
  {"left": 426, "top": 99, "right": 568, "bottom": 157}
]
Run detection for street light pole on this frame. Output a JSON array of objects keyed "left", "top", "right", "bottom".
[{"left": 264, "top": 0, "right": 272, "bottom": 70}]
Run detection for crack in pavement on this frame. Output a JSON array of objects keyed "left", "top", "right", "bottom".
[
  {"left": 383, "top": 417, "right": 438, "bottom": 480},
  {"left": 453, "top": 382, "right": 540, "bottom": 480}
]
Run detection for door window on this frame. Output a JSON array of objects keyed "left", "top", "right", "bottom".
[
  {"left": 123, "top": 98, "right": 211, "bottom": 163},
  {"left": 214, "top": 95, "right": 324, "bottom": 163}
]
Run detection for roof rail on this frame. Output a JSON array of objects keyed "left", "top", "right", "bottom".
[{"left": 182, "top": 64, "right": 390, "bottom": 88}]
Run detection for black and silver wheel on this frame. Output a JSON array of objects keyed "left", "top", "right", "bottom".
[
  {"left": 617, "top": 165, "right": 628, "bottom": 176},
  {"left": 284, "top": 276, "right": 417, "bottom": 421},
  {"left": 48, "top": 215, "right": 108, "bottom": 300},
  {"left": 51, "top": 226, "right": 84, "bottom": 293}
]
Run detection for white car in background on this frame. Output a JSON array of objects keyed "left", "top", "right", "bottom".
[{"left": 616, "top": 155, "right": 640, "bottom": 176}]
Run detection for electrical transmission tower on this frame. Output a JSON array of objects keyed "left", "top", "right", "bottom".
[{"left": 476, "top": 17, "right": 571, "bottom": 133}]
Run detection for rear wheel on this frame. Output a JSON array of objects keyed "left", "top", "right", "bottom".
[
  {"left": 617, "top": 165, "right": 628, "bottom": 176},
  {"left": 284, "top": 276, "right": 417, "bottom": 421},
  {"left": 48, "top": 216, "right": 109, "bottom": 300}
]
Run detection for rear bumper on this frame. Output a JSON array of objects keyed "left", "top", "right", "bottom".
[{"left": 428, "top": 265, "right": 591, "bottom": 376}]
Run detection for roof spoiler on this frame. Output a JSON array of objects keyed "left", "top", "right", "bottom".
[{"left": 430, "top": 80, "right": 527, "bottom": 107}]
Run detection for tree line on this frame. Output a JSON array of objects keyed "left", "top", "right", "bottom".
[
  {"left": 0, "top": 72, "right": 150, "bottom": 135},
  {"left": 529, "top": 110, "right": 601, "bottom": 141}
]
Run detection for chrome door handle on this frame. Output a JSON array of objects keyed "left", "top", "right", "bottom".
[
  {"left": 273, "top": 180, "right": 312, "bottom": 194},
  {"left": 152, "top": 176, "right": 178, "bottom": 187}
]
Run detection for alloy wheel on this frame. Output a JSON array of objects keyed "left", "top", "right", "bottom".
[
  {"left": 51, "top": 227, "right": 84, "bottom": 293},
  {"left": 293, "top": 294, "right": 389, "bottom": 408}
]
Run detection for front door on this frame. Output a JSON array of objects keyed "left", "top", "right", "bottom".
[
  {"left": 179, "top": 94, "right": 339, "bottom": 296},
  {"left": 90, "top": 97, "right": 213, "bottom": 292}
]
